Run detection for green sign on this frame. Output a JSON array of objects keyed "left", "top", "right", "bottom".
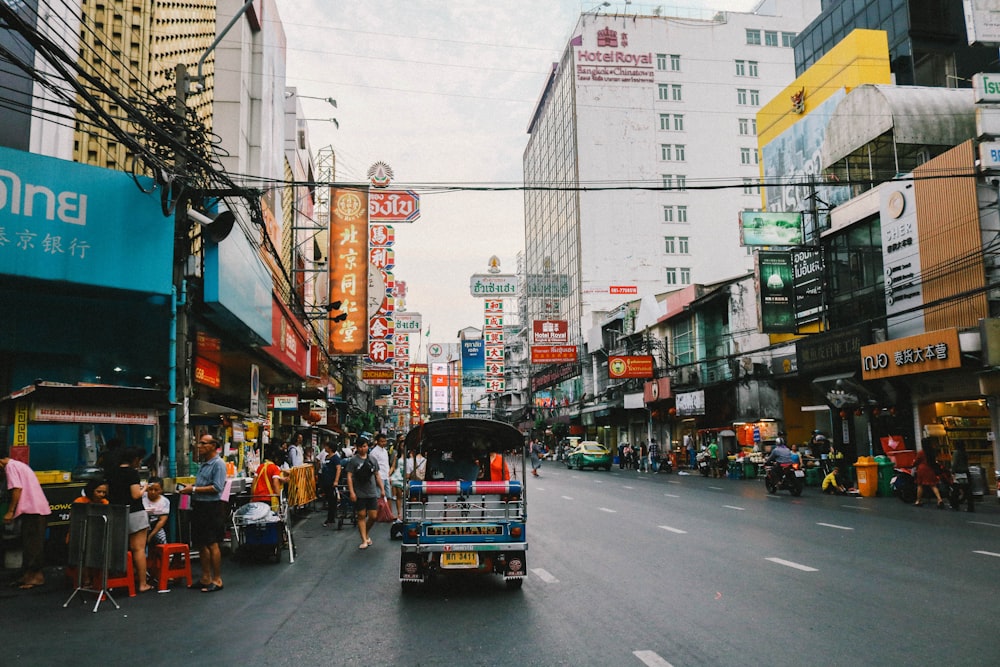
[
  {"left": 740, "top": 211, "right": 804, "bottom": 246},
  {"left": 757, "top": 251, "right": 795, "bottom": 333}
]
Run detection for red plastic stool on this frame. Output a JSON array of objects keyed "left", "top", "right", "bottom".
[
  {"left": 67, "top": 551, "right": 136, "bottom": 597},
  {"left": 150, "top": 543, "right": 192, "bottom": 592}
]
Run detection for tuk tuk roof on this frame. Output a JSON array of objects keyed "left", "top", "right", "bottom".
[{"left": 404, "top": 418, "right": 523, "bottom": 456}]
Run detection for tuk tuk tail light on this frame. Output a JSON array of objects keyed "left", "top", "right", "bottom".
[{"left": 510, "top": 526, "right": 522, "bottom": 538}]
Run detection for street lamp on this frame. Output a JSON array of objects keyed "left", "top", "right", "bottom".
[
  {"left": 303, "top": 117, "right": 339, "bottom": 130},
  {"left": 285, "top": 91, "right": 338, "bottom": 108}
]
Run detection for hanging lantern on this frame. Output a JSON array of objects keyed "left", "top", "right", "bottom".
[
  {"left": 839, "top": 409, "right": 847, "bottom": 419},
  {"left": 668, "top": 407, "right": 677, "bottom": 416}
]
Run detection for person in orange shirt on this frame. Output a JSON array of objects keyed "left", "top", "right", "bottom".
[
  {"left": 70, "top": 480, "right": 109, "bottom": 588},
  {"left": 489, "top": 451, "right": 510, "bottom": 481},
  {"left": 251, "top": 446, "right": 286, "bottom": 511}
]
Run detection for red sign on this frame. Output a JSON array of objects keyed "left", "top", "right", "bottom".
[
  {"left": 263, "top": 296, "right": 310, "bottom": 378},
  {"left": 194, "top": 356, "right": 221, "bottom": 388},
  {"left": 610, "top": 285, "right": 638, "bottom": 295},
  {"left": 369, "top": 190, "right": 420, "bottom": 222},
  {"left": 608, "top": 355, "right": 655, "bottom": 379},
  {"left": 328, "top": 187, "right": 369, "bottom": 355},
  {"left": 531, "top": 345, "right": 578, "bottom": 364},
  {"left": 410, "top": 363, "right": 428, "bottom": 375},
  {"left": 533, "top": 320, "right": 568, "bottom": 344},
  {"left": 643, "top": 377, "right": 672, "bottom": 403},
  {"left": 369, "top": 316, "right": 394, "bottom": 339},
  {"left": 370, "top": 246, "right": 395, "bottom": 270},
  {"left": 368, "top": 339, "right": 393, "bottom": 363},
  {"left": 369, "top": 224, "right": 395, "bottom": 246}
]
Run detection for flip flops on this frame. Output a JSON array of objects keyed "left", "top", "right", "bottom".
[{"left": 200, "top": 583, "right": 223, "bottom": 593}]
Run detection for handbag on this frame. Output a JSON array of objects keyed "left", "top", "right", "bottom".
[
  {"left": 376, "top": 496, "right": 396, "bottom": 523},
  {"left": 390, "top": 465, "right": 404, "bottom": 488}
]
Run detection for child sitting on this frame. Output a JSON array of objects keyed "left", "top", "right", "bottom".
[
  {"left": 822, "top": 468, "right": 848, "bottom": 495},
  {"left": 142, "top": 477, "right": 170, "bottom": 546}
]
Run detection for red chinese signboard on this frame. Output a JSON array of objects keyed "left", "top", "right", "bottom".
[
  {"left": 608, "top": 355, "right": 655, "bottom": 379},
  {"left": 328, "top": 187, "right": 369, "bottom": 355},
  {"left": 531, "top": 345, "right": 578, "bottom": 364}
]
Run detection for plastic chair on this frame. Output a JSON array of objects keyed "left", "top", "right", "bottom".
[{"left": 149, "top": 543, "right": 193, "bottom": 592}]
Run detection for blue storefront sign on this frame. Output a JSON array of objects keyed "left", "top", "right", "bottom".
[{"left": 0, "top": 146, "right": 173, "bottom": 294}]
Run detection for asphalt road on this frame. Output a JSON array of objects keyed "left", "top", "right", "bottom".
[{"left": 3, "top": 466, "right": 1000, "bottom": 666}]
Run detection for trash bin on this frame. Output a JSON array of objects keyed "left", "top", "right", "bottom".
[
  {"left": 875, "top": 456, "right": 894, "bottom": 497},
  {"left": 804, "top": 467, "right": 820, "bottom": 486},
  {"left": 854, "top": 457, "right": 879, "bottom": 498},
  {"left": 744, "top": 461, "right": 757, "bottom": 480},
  {"left": 969, "top": 465, "right": 986, "bottom": 497}
]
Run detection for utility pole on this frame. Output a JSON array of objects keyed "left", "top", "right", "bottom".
[{"left": 171, "top": 62, "right": 191, "bottom": 477}]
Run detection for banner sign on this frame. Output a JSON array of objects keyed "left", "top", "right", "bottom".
[
  {"left": 757, "top": 250, "right": 795, "bottom": 334},
  {"left": 608, "top": 355, "right": 655, "bottom": 379},
  {"left": 531, "top": 345, "right": 578, "bottom": 364},
  {"left": 30, "top": 405, "right": 157, "bottom": 425},
  {"left": 471, "top": 274, "right": 518, "bottom": 297},
  {"left": 328, "top": 187, "right": 369, "bottom": 354},
  {"left": 740, "top": 211, "right": 804, "bottom": 246},
  {"left": 533, "top": 320, "right": 568, "bottom": 344},
  {"left": 860, "top": 328, "right": 961, "bottom": 380},
  {"left": 368, "top": 190, "right": 420, "bottom": 222}
]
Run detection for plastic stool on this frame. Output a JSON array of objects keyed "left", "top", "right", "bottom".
[
  {"left": 103, "top": 551, "right": 136, "bottom": 597},
  {"left": 150, "top": 543, "right": 192, "bottom": 592}
]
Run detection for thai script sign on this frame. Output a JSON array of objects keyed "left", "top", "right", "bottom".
[
  {"left": 608, "top": 355, "right": 655, "bottom": 379},
  {"left": 471, "top": 274, "right": 517, "bottom": 297},
  {"left": 532, "top": 345, "right": 577, "bottom": 364},
  {"left": 369, "top": 190, "right": 420, "bottom": 222},
  {"left": 31, "top": 405, "right": 156, "bottom": 425}
]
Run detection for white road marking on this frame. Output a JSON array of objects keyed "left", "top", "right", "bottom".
[
  {"left": 532, "top": 568, "right": 559, "bottom": 583},
  {"left": 817, "top": 522, "right": 854, "bottom": 531},
  {"left": 535, "top": 487, "right": 545, "bottom": 491},
  {"left": 664, "top": 493, "right": 679, "bottom": 498},
  {"left": 658, "top": 525, "right": 687, "bottom": 534},
  {"left": 969, "top": 521, "right": 1000, "bottom": 528},
  {"left": 667, "top": 480, "right": 681, "bottom": 484},
  {"left": 633, "top": 650, "right": 674, "bottom": 667},
  {"left": 766, "top": 557, "right": 818, "bottom": 572},
  {"left": 973, "top": 550, "right": 1000, "bottom": 558},
  {"left": 599, "top": 507, "right": 617, "bottom": 513},
  {"left": 708, "top": 486, "right": 723, "bottom": 490},
  {"left": 561, "top": 495, "right": 574, "bottom": 500},
  {"left": 623, "top": 485, "right": 635, "bottom": 489},
  {"left": 593, "top": 479, "right": 604, "bottom": 483},
  {"left": 723, "top": 505, "right": 745, "bottom": 511},
  {"left": 840, "top": 504, "right": 872, "bottom": 511}
]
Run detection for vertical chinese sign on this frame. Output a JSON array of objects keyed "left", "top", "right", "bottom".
[
  {"left": 484, "top": 299, "right": 505, "bottom": 394},
  {"left": 328, "top": 188, "right": 368, "bottom": 355},
  {"left": 367, "top": 223, "right": 395, "bottom": 365}
]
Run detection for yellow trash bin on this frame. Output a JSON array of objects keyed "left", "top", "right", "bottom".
[{"left": 854, "top": 457, "right": 879, "bottom": 498}]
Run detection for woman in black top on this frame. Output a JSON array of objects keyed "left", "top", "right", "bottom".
[{"left": 106, "top": 446, "right": 153, "bottom": 593}]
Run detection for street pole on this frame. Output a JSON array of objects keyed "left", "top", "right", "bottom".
[{"left": 171, "top": 62, "right": 191, "bottom": 477}]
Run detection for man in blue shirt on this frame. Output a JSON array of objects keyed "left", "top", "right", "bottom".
[{"left": 180, "top": 435, "right": 227, "bottom": 592}]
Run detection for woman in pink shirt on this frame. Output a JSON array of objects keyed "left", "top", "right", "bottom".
[{"left": 0, "top": 450, "right": 52, "bottom": 589}]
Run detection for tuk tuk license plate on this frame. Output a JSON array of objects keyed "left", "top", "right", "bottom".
[{"left": 441, "top": 552, "right": 479, "bottom": 569}]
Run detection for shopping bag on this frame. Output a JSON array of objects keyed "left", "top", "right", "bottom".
[{"left": 376, "top": 496, "right": 396, "bottom": 523}]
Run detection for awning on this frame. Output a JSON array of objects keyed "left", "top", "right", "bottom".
[
  {"left": 190, "top": 398, "right": 249, "bottom": 418},
  {"left": 811, "top": 372, "right": 872, "bottom": 408},
  {"left": 0, "top": 382, "right": 173, "bottom": 411}
]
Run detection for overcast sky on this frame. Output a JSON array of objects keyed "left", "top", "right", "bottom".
[{"left": 275, "top": 0, "right": 761, "bottom": 350}]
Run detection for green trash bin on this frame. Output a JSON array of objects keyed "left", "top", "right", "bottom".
[
  {"left": 744, "top": 461, "right": 757, "bottom": 479},
  {"left": 804, "top": 466, "right": 821, "bottom": 486},
  {"left": 875, "top": 455, "right": 894, "bottom": 497}
]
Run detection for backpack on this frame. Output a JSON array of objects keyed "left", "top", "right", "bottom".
[{"left": 353, "top": 457, "right": 375, "bottom": 485}]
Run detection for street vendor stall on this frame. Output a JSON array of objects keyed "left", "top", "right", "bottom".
[{"left": 0, "top": 382, "right": 172, "bottom": 562}]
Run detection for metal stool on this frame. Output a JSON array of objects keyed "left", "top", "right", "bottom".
[{"left": 150, "top": 543, "right": 193, "bottom": 592}]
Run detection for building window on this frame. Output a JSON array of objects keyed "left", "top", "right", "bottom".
[
  {"left": 676, "top": 175, "right": 687, "bottom": 191},
  {"left": 781, "top": 32, "right": 795, "bottom": 47},
  {"left": 661, "top": 174, "right": 673, "bottom": 189},
  {"left": 666, "top": 267, "right": 677, "bottom": 285},
  {"left": 765, "top": 30, "right": 778, "bottom": 46},
  {"left": 673, "top": 114, "right": 684, "bottom": 131},
  {"left": 665, "top": 236, "right": 676, "bottom": 253},
  {"left": 680, "top": 267, "right": 691, "bottom": 284},
  {"left": 738, "top": 118, "right": 752, "bottom": 136},
  {"left": 678, "top": 237, "right": 689, "bottom": 254},
  {"left": 737, "top": 88, "right": 747, "bottom": 105},
  {"left": 661, "top": 144, "right": 672, "bottom": 161},
  {"left": 657, "top": 53, "right": 668, "bottom": 70},
  {"left": 659, "top": 113, "right": 671, "bottom": 130},
  {"left": 671, "top": 84, "right": 682, "bottom": 101},
  {"left": 670, "top": 54, "right": 681, "bottom": 71},
  {"left": 677, "top": 205, "right": 687, "bottom": 222},
  {"left": 663, "top": 205, "right": 674, "bottom": 222},
  {"left": 658, "top": 84, "right": 670, "bottom": 100},
  {"left": 748, "top": 60, "right": 758, "bottom": 77},
  {"left": 749, "top": 89, "right": 760, "bottom": 105},
  {"left": 675, "top": 144, "right": 685, "bottom": 161},
  {"left": 735, "top": 60, "right": 745, "bottom": 76},
  {"left": 742, "top": 178, "right": 759, "bottom": 195},
  {"left": 746, "top": 29, "right": 761, "bottom": 45},
  {"left": 740, "top": 148, "right": 757, "bottom": 165}
]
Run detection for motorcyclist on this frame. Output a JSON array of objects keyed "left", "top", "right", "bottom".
[{"left": 766, "top": 435, "right": 793, "bottom": 485}]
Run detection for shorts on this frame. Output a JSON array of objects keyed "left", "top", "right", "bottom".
[
  {"left": 191, "top": 501, "right": 226, "bottom": 547},
  {"left": 127, "top": 509, "right": 149, "bottom": 535},
  {"left": 354, "top": 496, "right": 378, "bottom": 512}
]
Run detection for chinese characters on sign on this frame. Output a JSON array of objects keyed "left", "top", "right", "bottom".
[
  {"left": 328, "top": 188, "right": 368, "bottom": 355},
  {"left": 859, "top": 328, "right": 961, "bottom": 381}
]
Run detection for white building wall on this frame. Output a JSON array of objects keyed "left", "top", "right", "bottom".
[{"left": 525, "top": 2, "right": 822, "bottom": 347}]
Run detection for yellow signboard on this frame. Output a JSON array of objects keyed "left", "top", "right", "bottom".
[{"left": 860, "top": 328, "right": 961, "bottom": 380}]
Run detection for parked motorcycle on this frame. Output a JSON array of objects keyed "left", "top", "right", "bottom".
[
  {"left": 764, "top": 462, "right": 804, "bottom": 496},
  {"left": 696, "top": 450, "right": 713, "bottom": 477}
]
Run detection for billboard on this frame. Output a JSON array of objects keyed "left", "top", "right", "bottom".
[
  {"left": 533, "top": 320, "right": 569, "bottom": 344},
  {"left": 608, "top": 355, "right": 655, "bottom": 379},
  {"left": 756, "top": 251, "right": 795, "bottom": 334},
  {"left": 791, "top": 248, "right": 823, "bottom": 326},
  {"left": 461, "top": 339, "right": 485, "bottom": 387},
  {"left": 531, "top": 345, "right": 578, "bottom": 364},
  {"left": 740, "top": 211, "right": 804, "bottom": 246}
]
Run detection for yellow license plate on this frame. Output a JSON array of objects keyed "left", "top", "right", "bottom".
[{"left": 440, "top": 552, "right": 479, "bottom": 569}]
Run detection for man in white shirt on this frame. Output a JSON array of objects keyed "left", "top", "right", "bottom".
[
  {"left": 370, "top": 433, "right": 392, "bottom": 500},
  {"left": 287, "top": 434, "right": 304, "bottom": 468}
]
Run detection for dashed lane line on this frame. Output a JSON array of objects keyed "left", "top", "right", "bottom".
[
  {"left": 623, "top": 485, "right": 635, "bottom": 490},
  {"left": 561, "top": 495, "right": 574, "bottom": 500},
  {"left": 633, "top": 650, "right": 674, "bottom": 667},
  {"left": 532, "top": 568, "right": 559, "bottom": 583},
  {"left": 723, "top": 505, "right": 745, "bottom": 511},
  {"left": 974, "top": 550, "right": 1000, "bottom": 558},
  {"left": 598, "top": 507, "right": 617, "bottom": 513},
  {"left": 766, "top": 557, "right": 818, "bottom": 572},
  {"left": 817, "top": 522, "right": 854, "bottom": 531},
  {"left": 840, "top": 504, "right": 872, "bottom": 510},
  {"left": 658, "top": 525, "right": 687, "bottom": 534},
  {"left": 663, "top": 493, "right": 679, "bottom": 498},
  {"left": 969, "top": 521, "right": 1000, "bottom": 528}
]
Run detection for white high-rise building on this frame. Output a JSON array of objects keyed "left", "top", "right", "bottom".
[{"left": 523, "top": 1, "right": 822, "bottom": 346}]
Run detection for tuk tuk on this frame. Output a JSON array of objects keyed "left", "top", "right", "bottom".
[{"left": 398, "top": 418, "right": 527, "bottom": 592}]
